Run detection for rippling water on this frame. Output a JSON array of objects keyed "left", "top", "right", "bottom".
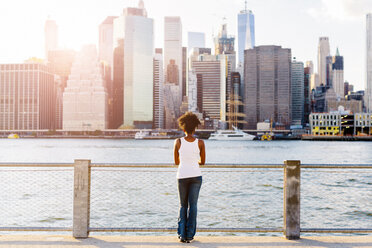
[
  {"left": 1, "top": 138, "right": 372, "bottom": 164},
  {"left": 0, "top": 139, "right": 371, "bottom": 236}
]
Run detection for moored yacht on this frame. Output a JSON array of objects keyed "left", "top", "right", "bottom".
[
  {"left": 209, "top": 126, "right": 255, "bottom": 141},
  {"left": 134, "top": 130, "right": 171, "bottom": 139},
  {"left": 134, "top": 130, "right": 150, "bottom": 139}
]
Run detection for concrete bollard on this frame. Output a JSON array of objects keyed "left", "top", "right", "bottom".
[
  {"left": 73, "top": 159, "right": 91, "bottom": 238},
  {"left": 283, "top": 160, "right": 301, "bottom": 240}
]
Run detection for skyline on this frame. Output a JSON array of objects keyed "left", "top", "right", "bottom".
[{"left": 0, "top": 0, "right": 372, "bottom": 91}]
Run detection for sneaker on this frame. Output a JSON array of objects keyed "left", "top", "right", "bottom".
[
  {"left": 179, "top": 238, "right": 186, "bottom": 243},
  {"left": 186, "top": 238, "right": 194, "bottom": 243}
]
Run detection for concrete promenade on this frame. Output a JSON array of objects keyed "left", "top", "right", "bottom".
[{"left": 0, "top": 235, "right": 371, "bottom": 248}]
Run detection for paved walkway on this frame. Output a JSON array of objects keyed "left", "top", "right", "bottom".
[{"left": 0, "top": 235, "right": 371, "bottom": 248}]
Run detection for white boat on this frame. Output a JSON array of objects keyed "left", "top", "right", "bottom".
[
  {"left": 134, "top": 131, "right": 171, "bottom": 140},
  {"left": 134, "top": 130, "right": 150, "bottom": 139},
  {"left": 209, "top": 126, "right": 255, "bottom": 141}
]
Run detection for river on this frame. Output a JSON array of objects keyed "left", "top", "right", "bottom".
[{"left": 0, "top": 139, "right": 371, "bottom": 236}]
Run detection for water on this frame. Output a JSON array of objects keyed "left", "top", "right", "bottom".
[
  {"left": 1, "top": 138, "right": 372, "bottom": 164},
  {"left": 0, "top": 139, "right": 371, "bottom": 236}
]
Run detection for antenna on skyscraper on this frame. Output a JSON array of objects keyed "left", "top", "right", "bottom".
[{"left": 245, "top": 0, "right": 247, "bottom": 12}]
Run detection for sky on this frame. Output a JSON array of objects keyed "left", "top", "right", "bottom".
[{"left": 0, "top": 0, "right": 372, "bottom": 90}]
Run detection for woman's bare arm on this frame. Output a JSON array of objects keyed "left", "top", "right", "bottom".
[
  {"left": 174, "top": 138, "right": 181, "bottom": 165},
  {"left": 198, "top": 139, "right": 206, "bottom": 165}
]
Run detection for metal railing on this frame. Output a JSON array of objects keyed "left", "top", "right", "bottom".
[{"left": 0, "top": 161, "right": 371, "bottom": 239}]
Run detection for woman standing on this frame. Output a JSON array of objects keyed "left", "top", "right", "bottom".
[{"left": 174, "top": 112, "right": 206, "bottom": 243}]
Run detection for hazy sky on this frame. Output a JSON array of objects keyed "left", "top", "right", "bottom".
[{"left": 1, "top": 0, "right": 372, "bottom": 90}]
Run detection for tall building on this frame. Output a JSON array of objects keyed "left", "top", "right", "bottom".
[
  {"left": 304, "top": 66, "right": 311, "bottom": 124},
  {"left": 237, "top": 6, "right": 255, "bottom": 67},
  {"left": 188, "top": 69, "right": 198, "bottom": 112},
  {"left": 332, "top": 48, "right": 344, "bottom": 98},
  {"left": 188, "top": 32, "right": 205, "bottom": 51},
  {"left": 191, "top": 54, "right": 232, "bottom": 123},
  {"left": 63, "top": 45, "right": 107, "bottom": 131},
  {"left": 344, "top": 81, "right": 349, "bottom": 97},
  {"left": 153, "top": 49, "right": 164, "bottom": 129},
  {"left": 306, "top": 61, "right": 314, "bottom": 74},
  {"left": 189, "top": 48, "right": 212, "bottom": 68},
  {"left": 318, "top": 37, "right": 330, "bottom": 86},
  {"left": 182, "top": 47, "right": 187, "bottom": 97},
  {"left": 111, "top": 39, "right": 124, "bottom": 129},
  {"left": 215, "top": 23, "right": 235, "bottom": 55},
  {"left": 0, "top": 63, "right": 57, "bottom": 130},
  {"left": 164, "top": 17, "right": 182, "bottom": 86},
  {"left": 244, "top": 45, "right": 292, "bottom": 129},
  {"left": 326, "top": 55, "right": 333, "bottom": 88},
  {"left": 113, "top": 1, "right": 154, "bottom": 128},
  {"left": 48, "top": 50, "right": 76, "bottom": 88},
  {"left": 366, "top": 13, "right": 372, "bottom": 112},
  {"left": 310, "top": 73, "right": 319, "bottom": 90},
  {"left": 44, "top": 18, "right": 58, "bottom": 61},
  {"left": 99, "top": 16, "right": 118, "bottom": 70},
  {"left": 164, "top": 16, "right": 182, "bottom": 127},
  {"left": 229, "top": 72, "right": 245, "bottom": 129},
  {"left": 291, "top": 61, "right": 305, "bottom": 125},
  {"left": 237, "top": 4, "right": 255, "bottom": 101},
  {"left": 215, "top": 23, "right": 236, "bottom": 73},
  {"left": 99, "top": 17, "right": 118, "bottom": 128},
  {"left": 47, "top": 49, "right": 76, "bottom": 129}
]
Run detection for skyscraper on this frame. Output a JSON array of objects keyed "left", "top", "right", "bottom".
[
  {"left": 99, "top": 16, "right": 118, "bottom": 70},
  {"left": 291, "top": 61, "right": 304, "bottom": 125},
  {"left": 188, "top": 69, "right": 198, "bottom": 113},
  {"left": 112, "top": 38, "right": 124, "bottom": 129},
  {"left": 188, "top": 32, "right": 205, "bottom": 51},
  {"left": 164, "top": 16, "right": 182, "bottom": 127},
  {"left": 63, "top": 45, "right": 107, "bottom": 131},
  {"left": 304, "top": 66, "right": 311, "bottom": 124},
  {"left": 238, "top": 6, "right": 255, "bottom": 67},
  {"left": 214, "top": 23, "right": 235, "bottom": 55},
  {"left": 366, "top": 13, "right": 372, "bottom": 112},
  {"left": 332, "top": 48, "right": 344, "bottom": 98},
  {"left": 191, "top": 54, "right": 232, "bottom": 123},
  {"left": 164, "top": 17, "right": 182, "bottom": 86},
  {"left": 153, "top": 49, "right": 164, "bottom": 129},
  {"left": 306, "top": 61, "right": 314, "bottom": 74},
  {"left": 326, "top": 55, "right": 333, "bottom": 88},
  {"left": 318, "top": 37, "right": 330, "bottom": 86},
  {"left": 238, "top": 6, "right": 254, "bottom": 101},
  {"left": 47, "top": 49, "right": 76, "bottom": 129},
  {"left": 182, "top": 47, "right": 187, "bottom": 98},
  {"left": 214, "top": 23, "right": 236, "bottom": 71},
  {"left": 113, "top": 1, "right": 154, "bottom": 128},
  {"left": 244, "top": 45, "right": 292, "bottom": 129},
  {"left": 0, "top": 63, "right": 57, "bottom": 130},
  {"left": 44, "top": 18, "right": 58, "bottom": 61},
  {"left": 310, "top": 73, "right": 319, "bottom": 91}
]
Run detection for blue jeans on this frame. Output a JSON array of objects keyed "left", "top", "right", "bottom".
[{"left": 177, "top": 176, "right": 202, "bottom": 240}]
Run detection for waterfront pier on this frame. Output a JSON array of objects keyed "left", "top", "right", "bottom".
[
  {"left": 0, "top": 235, "right": 371, "bottom": 247},
  {"left": 0, "top": 160, "right": 371, "bottom": 246}
]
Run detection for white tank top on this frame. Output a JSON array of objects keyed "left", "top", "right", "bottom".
[{"left": 176, "top": 137, "right": 202, "bottom": 179}]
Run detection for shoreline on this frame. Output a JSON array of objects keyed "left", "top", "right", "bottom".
[{"left": 1, "top": 135, "right": 372, "bottom": 141}]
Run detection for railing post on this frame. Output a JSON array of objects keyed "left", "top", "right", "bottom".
[
  {"left": 283, "top": 160, "right": 301, "bottom": 240},
  {"left": 73, "top": 159, "right": 91, "bottom": 238}
]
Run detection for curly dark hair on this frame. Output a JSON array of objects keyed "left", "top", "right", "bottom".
[{"left": 178, "top": 112, "right": 201, "bottom": 133}]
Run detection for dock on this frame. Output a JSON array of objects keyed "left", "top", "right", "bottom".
[
  {"left": 302, "top": 135, "right": 372, "bottom": 141},
  {"left": 0, "top": 235, "right": 371, "bottom": 247}
]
